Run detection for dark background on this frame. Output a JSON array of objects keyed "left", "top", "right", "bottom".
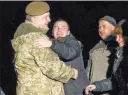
[{"left": 1, "top": 1, "right": 128, "bottom": 95}]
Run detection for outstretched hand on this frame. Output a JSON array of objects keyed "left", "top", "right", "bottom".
[{"left": 85, "top": 84, "right": 96, "bottom": 95}]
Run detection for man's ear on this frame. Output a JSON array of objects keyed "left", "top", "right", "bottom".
[
  {"left": 111, "top": 25, "right": 115, "bottom": 31},
  {"left": 31, "top": 16, "right": 36, "bottom": 23}
]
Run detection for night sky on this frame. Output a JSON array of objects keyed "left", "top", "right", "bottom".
[{"left": 1, "top": 1, "right": 128, "bottom": 95}]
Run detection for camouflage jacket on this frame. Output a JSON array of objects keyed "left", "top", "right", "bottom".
[{"left": 11, "top": 21, "right": 76, "bottom": 95}]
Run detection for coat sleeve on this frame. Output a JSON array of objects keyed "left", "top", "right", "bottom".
[
  {"left": 51, "top": 38, "right": 81, "bottom": 61},
  {"left": 92, "top": 78, "right": 112, "bottom": 92},
  {"left": 30, "top": 46, "right": 77, "bottom": 83}
]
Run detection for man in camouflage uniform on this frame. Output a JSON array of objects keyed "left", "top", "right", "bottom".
[{"left": 11, "top": 2, "right": 78, "bottom": 95}]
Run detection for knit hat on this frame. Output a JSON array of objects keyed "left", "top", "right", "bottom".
[
  {"left": 25, "top": 1, "right": 50, "bottom": 16},
  {"left": 100, "top": 16, "right": 127, "bottom": 34},
  {"left": 99, "top": 15, "right": 117, "bottom": 26}
]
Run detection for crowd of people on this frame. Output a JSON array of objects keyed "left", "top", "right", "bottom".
[{"left": 1, "top": 1, "right": 128, "bottom": 95}]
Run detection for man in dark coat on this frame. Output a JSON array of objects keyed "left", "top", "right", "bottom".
[{"left": 35, "top": 19, "right": 90, "bottom": 95}]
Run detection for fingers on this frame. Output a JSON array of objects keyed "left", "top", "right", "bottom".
[
  {"left": 34, "top": 39, "right": 44, "bottom": 48},
  {"left": 85, "top": 87, "right": 90, "bottom": 95},
  {"left": 85, "top": 86, "right": 92, "bottom": 95},
  {"left": 85, "top": 85, "right": 96, "bottom": 95},
  {"left": 34, "top": 38, "right": 51, "bottom": 48}
]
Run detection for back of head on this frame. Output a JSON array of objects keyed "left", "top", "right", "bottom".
[{"left": 25, "top": 1, "right": 51, "bottom": 30}]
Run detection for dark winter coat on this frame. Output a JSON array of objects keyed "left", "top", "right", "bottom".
[
  {"left": 51, "top": 34, "right": 90, "bottom": 95},
  {"left": 92, "top": 46, "right": 128, "bottom": 95}
]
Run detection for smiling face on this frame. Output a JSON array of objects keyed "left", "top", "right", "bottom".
[
  {"left": 98, "top": 20, "right": 116, "bottom": 40},
  {"left": 53, "top": 20, "right": 70, "bottom": 39}
]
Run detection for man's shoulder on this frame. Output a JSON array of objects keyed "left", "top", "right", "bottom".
[
  {"left": 89, "top": 40, "right": 106, "bottom": 53},
  {"left": 64, "top": 35, "right": 80, "bottom": 44},
  {"left": 68, "top": 35, "right": 83, "bottom": 49}
]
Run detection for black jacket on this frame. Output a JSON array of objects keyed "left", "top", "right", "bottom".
[
  {"left": 51, "top": 34, "right": 90, "bottom": 95},
  {"left": 92, "top": 46, "right": 128, "bottom": 95}
]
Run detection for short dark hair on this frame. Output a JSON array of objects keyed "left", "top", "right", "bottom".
[{"left": 53, "top": 18, "right": 70, "bottom": 30}]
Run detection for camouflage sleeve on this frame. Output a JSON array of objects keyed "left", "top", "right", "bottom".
[{"left": 31, "top": 47, "right": 77, "bottom": 83}]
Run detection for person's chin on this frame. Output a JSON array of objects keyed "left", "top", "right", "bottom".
[
  {"left": 101, "top": 36, "right": 107, "bottom": 40},
  {"left": 46, "top": 27, "right": 49, "bottom": 30},
  {"left": 43, "top": 26, "right": 49, "bottom": 30}
]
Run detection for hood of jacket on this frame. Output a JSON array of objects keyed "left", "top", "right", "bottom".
[{"left": 11, "top": 20, "right": 48, "bottom": 52}]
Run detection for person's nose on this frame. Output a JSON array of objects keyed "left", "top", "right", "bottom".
[
  {"left": 48, "top": 17, "right": 51, "bottom": 23},
  {"left": 58, "top": 27, "right": 62, "bottom": 31},
  {"left": 99, "top": 27, "right": 104, "bottom": 33},
  {"left": 57, "top": 28, "right": 62, "bottom": 34}
]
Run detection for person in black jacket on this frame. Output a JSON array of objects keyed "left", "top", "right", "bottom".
[
  {"left": 35, "top": 19, "right": 90, "bottom": 95},
  {"left": 85, "top": 33, "right": 128, "bottom": 95}
]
